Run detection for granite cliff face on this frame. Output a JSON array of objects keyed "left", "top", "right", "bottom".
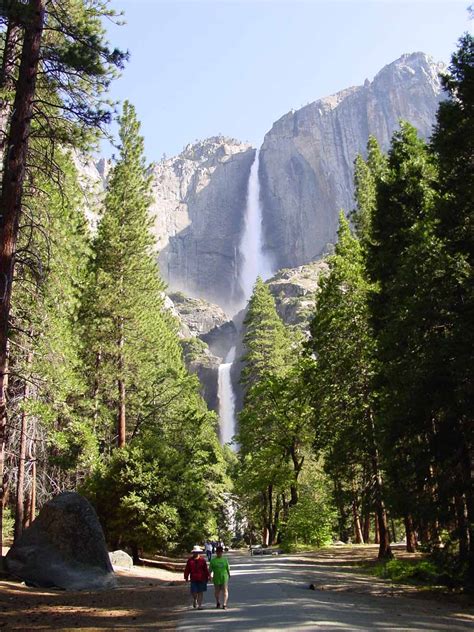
[
  {"left": 75, "top": 53, "right": 444, "bottom": 318},
  {"left": 267, "top": 260, "right": 328, "bottom": 330},
  {"left": 259, "top": 53, "right": 445, "bottom": 270},
  {"left": 165, "top": 292, "right": 237, "bottom": 411},
  {"left": 152, "top": 137, "right": 255, "bottom": 313}
]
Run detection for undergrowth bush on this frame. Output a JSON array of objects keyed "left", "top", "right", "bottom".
[
  {"left": 375, "top": 559, "right": 439, "bottom": 583},
  {"left": 371, "top": 557, "right": 467, "bottom": 589}
]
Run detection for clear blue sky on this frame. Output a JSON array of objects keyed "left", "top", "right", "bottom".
[{"left": 104, "top": 0, "right": 471, "bottom": 161}]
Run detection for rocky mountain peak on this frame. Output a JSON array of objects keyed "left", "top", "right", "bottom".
[
  {"left": 373, "top": 52, "right": 445, "bottom": 92},
  {"left": 259, "top": 52, "right": 446, "bottom": 272}
]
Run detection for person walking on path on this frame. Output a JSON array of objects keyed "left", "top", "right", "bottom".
[
  {"left": 205, "top": 540, "right": 213, "bottom": 562},
  {"left": 209, "top": 545, "right": 230, "bottom": 609},
  {"left": 184, "top": 546, "right": 210, "bottom": 610}
]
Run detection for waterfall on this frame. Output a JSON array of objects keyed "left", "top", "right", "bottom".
[
  {"left": 218, "top": 148, "right": 272, "bottom": 447},
  {"left": 218, "top": 346, "right": 237, "bottom": 447},
  {"left": 238, "top": 150, "right": 274, "bottom": 302}
]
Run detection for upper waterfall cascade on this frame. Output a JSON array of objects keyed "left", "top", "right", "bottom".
[{"left": 238, "top": 150, "right": 274, "bottom": 304}]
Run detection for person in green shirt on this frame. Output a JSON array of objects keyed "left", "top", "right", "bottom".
[{"left": 209, "top": 545, "right": 230, "bottom": 609}]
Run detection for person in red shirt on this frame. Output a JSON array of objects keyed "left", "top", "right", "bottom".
[{"left": 184, "top": 545, "right": 210, "bottom": 609}]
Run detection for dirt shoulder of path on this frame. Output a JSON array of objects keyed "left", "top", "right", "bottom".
[
  {"left": 0, "top": 563, "right": 186, "bottom": 631},
  {"left": 292, "top": 544, "right": 474, "bottom": 610}
]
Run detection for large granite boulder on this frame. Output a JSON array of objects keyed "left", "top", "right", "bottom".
[
  {"left": 259, "top": 52, "right": 445, "bottom": 271},
  {"left": 5, "top": 492, "right": 116, "bottom": 590}
]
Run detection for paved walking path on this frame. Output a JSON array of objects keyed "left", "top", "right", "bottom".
[{"left": 177, "top": 551, "right": 474, "bottom": 631}]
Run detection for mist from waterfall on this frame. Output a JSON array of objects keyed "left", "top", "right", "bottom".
[
  {"left": 218, "top": 346, "right": 237, "bottom": 448},
  {"left": 238, "top": 150, "right": 274, "bottom": 303}
]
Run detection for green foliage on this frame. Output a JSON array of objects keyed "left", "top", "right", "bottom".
[
  {"left": 181, "top": 337, "right": 208, "bottom": 362},
  {"left": 8, "top": 148, "right": 96, "bottom": 488},
  {"left": 281, "top": 458, "right": 336, "bottom": 550},
  {"left": 2, "top": 506, "right": 13, "bottom": 542},
  {"left": 81, "top": 444, "right": 180, "bottom": 552},
  {"left": 82, "top": 101, "right": 185, "bottom": 448},
  {"left": 307, "top": 214, "right": 377, "bottom": 499},
  {"left": 240, "top": 277, "right": 292, "bottom": 387},
  {"left": 80, "top": 102, "right": 228, "bottom": 553},
  {"left": 236, "top": 278, "right": 317, "bottom": 543},
  {"left": 373, "top": 559, "right": 440, "bottom": 584},
  {"left": 351, "top": 136, "right": 387, "bottom": 251}
]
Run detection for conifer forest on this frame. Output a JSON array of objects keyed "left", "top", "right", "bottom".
[{"left": 0, "top": 0, "right": 472, "bottom": 593}]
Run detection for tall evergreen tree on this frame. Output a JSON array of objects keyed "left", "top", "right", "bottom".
[
  {"left": 84, "top": 100, "right": 183, "bottom": 449},
  {"left": 430, "top": 34, "right": 474, "bottom": 577},
  {"left": 364, "top": 123, "right": 445, "bottom": 552},
  {"left": 0, "top": 0, "right": 126, "bottom": 547},
  {"left": 308, "top": 214, "right": 392, "bottom": 559},
  {"left": 7, "top": 149, "right": 93, "bottom": 541},
  {"left": 81, "top": 102, "right": 228, "bottom": 557},
  {"left": 351, "top": 136, "right": 387, "bottom": 249},
  {"left": 237, "top": 278, "right": 314, "bottom": 544}
]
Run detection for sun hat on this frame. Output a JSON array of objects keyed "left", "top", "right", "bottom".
[{"left": 191, "top": 545, "right": 203, "bottom": 553}]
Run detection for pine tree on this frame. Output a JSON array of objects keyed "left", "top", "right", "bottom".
[
  {"left": 308, "top": 214, "right": 392, "bottom": 559},
  {"left": 364, "top": 123, "right": 444, "bottom": 552},
  {"left": 81, "top": 102, "right": 228, "bottom": 555},
  {"left": 0, "top": 0, "right": 125, "bottom": 548},
  {"left": 237, "top": 278, "right": 314, "bottom": 544},
  {"left": 351, "top": 136, "right": 387, "bottom": 251},
  {"left": 430, "top": 34, "right": 474, "bottom": 577},
  {"left": 7, "top": 149, "right": 93, "bottom": 541},
  {"left": 84, "top": 101, "right": 183, "bottom": 449},
  {"left": 240, "top": 277, "right": 291, "bottom": 388}
]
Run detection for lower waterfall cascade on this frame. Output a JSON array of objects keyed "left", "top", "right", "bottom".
[{"left": 217, "top": 346, "right": 237, "bottom": 448}]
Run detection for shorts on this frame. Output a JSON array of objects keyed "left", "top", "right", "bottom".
[{"left": 190, "top": 581, "right": 208, "bottom": 594}]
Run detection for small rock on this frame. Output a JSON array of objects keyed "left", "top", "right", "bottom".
[{"left": 109, "top": 550, "right": 133, "bottom": 569}]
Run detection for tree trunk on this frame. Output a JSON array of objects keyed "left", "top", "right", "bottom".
[
  {"left": 367, "top": 411, "right": 392, "bottom": 559},
  {"left": 363, "top": 513, "right": 371, "bottom": 544},
  {"left": 117, "top": 320, "right": 125, "bottom": 447},
  {"left": 14, "top": 351, "right": 32, "bottom": 541},
  {"left": 404, "top": 513, "right": 417, "bottom": 552},
  {"left": 390, "top": 517, "right": 398, "bottom": 543},
  {"left": 13, "top": 406, "right": 28, "bottom": 541},
  {"left": 458, "top": 432, "right": 474, "bottom": 582},
  {"left": 92, "top": 349, "right": 101, "bottom": 427},
  {"left": 267, "top": 484, "right": 273, "bottom": 544},
  {"left": 131, "top": 543, "right": 141, "bottom": 566},
  {"left": 261, "top": 490, "right": 269, "bottom": 546},
  {"left": 352, "top": 500, "right": 364, "bottom": 544},
  {"left": 373, "top": 472, "right": 392, "bottom": 559},
  {"left": 289, "top": 443, "right": 303, "bottom": 507},
  {"left": 374, "top": 513, "right": 380, "bottom": 544},
  {"left": 26, "top": 424, "right": 36, "bottom": 527},
  {"left": 0, "top": 0, "right": 45, "bottom": 553},
  {"left": 272, "top": 492, "right": 282, "bottom": 545},
  {"left": 455, "top": 493, "right": 469, "bottom": 562},
  {"left": 281, "top": 492, "right": 289, "bottom": 523},
  {"left": 0, "top": 19, "right": 22, "bottom": 163}
]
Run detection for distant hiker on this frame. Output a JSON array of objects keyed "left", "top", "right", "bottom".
[
  {"left": 209, "top": 545, "right": 230, "bottom": 609},
  {"left": 205, "top": 540, "right": 213, "bottom": 562},
  {"left": 184, "top": 545, "right": 210, "bottom": 610}
]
